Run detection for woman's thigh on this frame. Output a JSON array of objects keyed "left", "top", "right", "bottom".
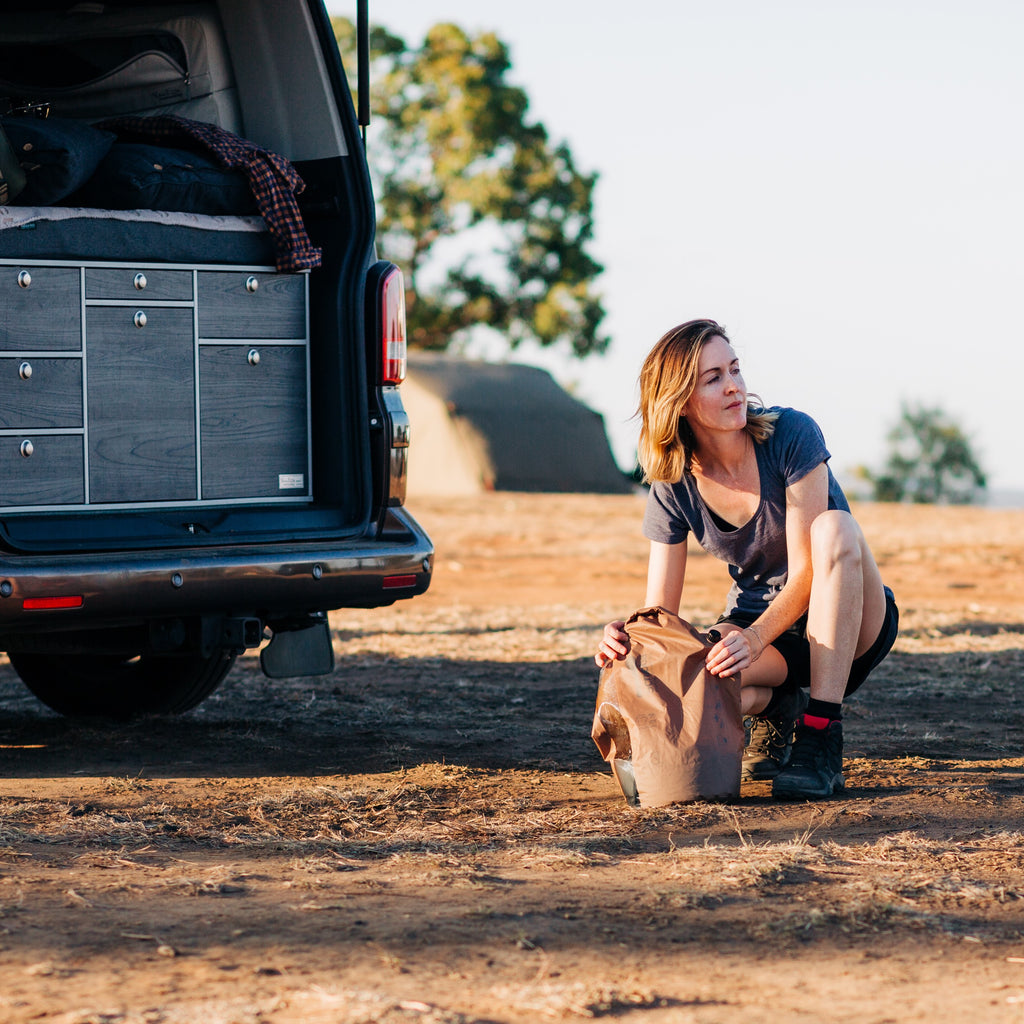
[{"left": 853, "top": 522, "right": 889, "bottom": 659}]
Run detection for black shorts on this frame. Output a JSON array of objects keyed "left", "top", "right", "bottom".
[{"left": 717, "top": 585, "right": 899, "bottom": 698}]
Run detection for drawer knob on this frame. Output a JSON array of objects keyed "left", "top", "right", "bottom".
[
  {"left": 133, "top": 272, "right": 148, "bottom": 291},
  {"left": 18, "top": 361, "right": 32, "bottom": 381},
  {"left": 17, "top": 270, "right": 31, "bottom": 289},
  {"left": 134, "top": 310, "right": 147, "bottom": 328},
  {"left": 247, "top": 348, "right": 260, "bottom": 366},
  {"left": 19, "top": 439, "right": 33, "bottom": 458},
  {"left": 245, "top": 275, "right": 259, "bottom": 294}
]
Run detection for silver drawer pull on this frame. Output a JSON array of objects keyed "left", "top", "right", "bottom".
[
  {"left": 247, "top": 348, "right": 260, "bottom": 366},
  {"left": 17, "top": 270, "right": 31, "bottom": 289},
  {"left": 18, "top": 362, "right": 32, "bottom": 381},
  {"left": 134, "top": 310, "right": 147, "bottom": 328},
  {"left": 19, "top": 439, "right": 33, "bottom": 458},
  {"left": 133, "top": 272, "right": 148, "bottom": 291},
  {"left": 245, "top": 275, "right": 259, "bottom": 294}
]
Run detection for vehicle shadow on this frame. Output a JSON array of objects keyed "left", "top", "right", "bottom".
[{"left": 0, "top": 646, "right": 1021, "bottom": 781}]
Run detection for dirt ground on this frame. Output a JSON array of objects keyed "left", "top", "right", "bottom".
[{"left": 2, "top": 493, "right": 1024, "bottom": 1024}]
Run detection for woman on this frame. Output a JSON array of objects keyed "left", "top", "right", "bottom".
[{"left": 596, "top": 319, "right": 898, "bottom": 799}]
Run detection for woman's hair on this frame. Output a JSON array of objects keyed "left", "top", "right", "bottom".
[{"left": 636, "top": 319, "right": 778, "bottom": 483}]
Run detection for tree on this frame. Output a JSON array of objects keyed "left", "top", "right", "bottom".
[
  {"left": 855, "top": 403, "right": 987, "bottom": 504},
  {"left": 333, "top": 18, "right": 608, "bottom": 357}
]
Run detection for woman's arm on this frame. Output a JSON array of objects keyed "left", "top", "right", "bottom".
[
  {"left": 644, "top": 539, "right": 688, "bottom": 613},
  {"left": 595, "top": 540, "right": 688, "bottom": 667},
  {"left": 766, "top": 461, "right": 829, "bottom": 639}
]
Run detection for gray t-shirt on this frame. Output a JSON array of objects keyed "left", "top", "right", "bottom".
[{"left": 642, "top": 407, "right": 850, "bottom": 619}]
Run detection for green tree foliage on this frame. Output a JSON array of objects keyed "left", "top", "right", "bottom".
[
  {"left": 333, "top": 18, "right": 608, "bottom": 357},
  {"left": 856, "top": 403, "right": 987, "bottom": 504}
]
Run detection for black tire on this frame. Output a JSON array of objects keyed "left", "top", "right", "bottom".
[{"left": 9, "top": 650, "right": 237, "bottom": 718}]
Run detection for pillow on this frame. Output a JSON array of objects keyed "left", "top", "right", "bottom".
[
  {"left": 77, "top": 142, "right": 256, "bottom": 215},
  {"left": 1, "top": 116, "right": 115, "bottom": 205}
]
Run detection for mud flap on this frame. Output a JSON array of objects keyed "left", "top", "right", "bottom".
[{"left": 260, "top": 619, "right": 334, "bottom": 678}]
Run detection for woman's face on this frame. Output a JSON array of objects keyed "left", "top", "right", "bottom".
[{"left": 681, "top": 335, "right": 748, "bottom": 437}]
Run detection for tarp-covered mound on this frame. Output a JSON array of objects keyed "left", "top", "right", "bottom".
[{"left": 403, "top": 353, "right": 633, "bottom": 495}]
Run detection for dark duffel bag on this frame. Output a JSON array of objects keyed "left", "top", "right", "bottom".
[{"left": 0, "top": 122, "right": 26, "bottom": 204}]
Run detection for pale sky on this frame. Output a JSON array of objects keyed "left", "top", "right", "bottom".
[{"left": 329, "top": 1, "right": 1024, "bottom": 497}]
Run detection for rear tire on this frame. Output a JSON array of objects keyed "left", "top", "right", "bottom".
[{"left": 9, "top": 650, "right": 237, "bottom": 718}]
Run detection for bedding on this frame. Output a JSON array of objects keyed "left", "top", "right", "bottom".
[
  {"left": 77, "top": 142, "right": 256, "bottom": 215},
  {"left": 0, "top": 205, "right": 277, "bottom": 265},
  {"left": 1, "top": 116, "right": 116, "bottom": 205}
]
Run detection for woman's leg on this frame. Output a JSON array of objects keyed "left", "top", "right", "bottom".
[
  {"left": 805, "top": 511, "right": 888, "bottom": 703},
  {"left": 774, "top": 510, "right": 887, "bottom": 800}
]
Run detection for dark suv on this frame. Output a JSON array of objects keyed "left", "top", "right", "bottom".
[{"left": 0, "top": 0, "right": 432, "bottom": 716}]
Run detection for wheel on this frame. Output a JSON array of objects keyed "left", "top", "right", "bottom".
[{"left": 8, "top": 650, "right": 237, "bottom": 718}]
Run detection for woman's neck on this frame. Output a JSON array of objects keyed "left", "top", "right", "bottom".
[{"left": 691, "top": 428, "right": 752, "bottom": 481}]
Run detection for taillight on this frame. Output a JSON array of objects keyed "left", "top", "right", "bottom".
[
  {"left": 23, "top": 595, "right": 83, "bottom": 610},
  {"left": 381, "top": 266, "right": 407, "bottom": 384},
  {"left": 382, "top": 574, "right": 417, "bottom": 590}
]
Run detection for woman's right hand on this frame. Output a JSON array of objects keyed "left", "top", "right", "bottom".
[{"left": 595, "top": 620, "right": 630, "bottom": 668}]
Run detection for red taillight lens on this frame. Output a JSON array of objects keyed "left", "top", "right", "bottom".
[
  {"left": 23, "top": 596, "right": 83, "bottom": 610},
  {"left": 381, "top": 266, "right": 407, "bottom": 385},
  {"left": 382, "top": 574, "right": 417, "bottom": 590}
]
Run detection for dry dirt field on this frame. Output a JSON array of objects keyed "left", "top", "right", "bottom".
[{"left": 2, "top": 493, "right": 1024, "bottom": 1024}]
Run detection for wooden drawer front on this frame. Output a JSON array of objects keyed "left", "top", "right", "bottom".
[
  {"left": 87, "top": 307, "right": 197, "bottom": 504},
  {"left": 0, "top": 266, "right": 81, "bottom": 352},
  {"left": 0, "top": 434, "right": 84, "bottom": 506},
  {"left": 200, "top": 345, "right": 308, "bottom": 499},
  {"left": 197, "top": 272, "right": 305, "bottom": 339},
  {"left": 0, "top": 358, "right": 83, "bottom": 429},
  {"left": 85, "top": 268, "right": 193, "bottom": 302}
]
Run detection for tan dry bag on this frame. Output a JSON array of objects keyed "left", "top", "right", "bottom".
[{"left": 592, "top": 606, "right": 744, "bottom": 808}]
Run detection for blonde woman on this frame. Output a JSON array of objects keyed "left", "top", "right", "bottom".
[{"left": 596, "top": 319, "right": 898, "bottom": 799}]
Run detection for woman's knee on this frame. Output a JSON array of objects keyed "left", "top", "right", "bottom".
[{"left": 810, "top": 510, "right": 862, "bottom": 570}]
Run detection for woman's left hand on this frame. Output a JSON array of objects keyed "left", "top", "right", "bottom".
[{"left": 705, "top": 627, "right": 762, "bottom": 678}]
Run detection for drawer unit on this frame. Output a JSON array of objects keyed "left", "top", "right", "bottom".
[
  {"left": 87, "top": 306, "right": 197, "bottom": 504},
  {"left": 0, "top": 265, "right": 81, "bottom": 352},
  {"left": 0, "top": 434, "right": 85, "bottom": 507},
  {"left": 85, "top": 267, "right": 194, "bottom": 302},
  {"left": 0, "top": 357, "right": 83, "bottom": 429},
  {"left": 197, "top": 271, "right": 306, "bottom": 339},
  {"left": 0, "top": 258, "right": 310, "bottom": 512},
  {"left": 200, "top": 344, "right": 309, "bottom": 499}
]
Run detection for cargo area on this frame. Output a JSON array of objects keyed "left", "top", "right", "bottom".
[{"left": 0, "top": 0, "right": 376, "bottom": 551}]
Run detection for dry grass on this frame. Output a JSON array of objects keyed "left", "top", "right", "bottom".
[{"left": 3, "top": 496, "right": 1024, "bottom": 1023}]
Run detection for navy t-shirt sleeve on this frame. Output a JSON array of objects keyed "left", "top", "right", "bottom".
[
  {"left": 773, "top": 408, "right": 831, "bottom": 486},
  {"left": 642, "top": 480, "right": 690, "bottom": 544}
]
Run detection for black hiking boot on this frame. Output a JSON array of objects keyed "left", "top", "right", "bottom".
[
  {"left": 741, "top": 686, "right": 809, "bottom": 781},
  {"left": 772, "top": 718, "right": 845, "bottom": 800}
]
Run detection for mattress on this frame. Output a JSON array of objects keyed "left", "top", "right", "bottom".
[{"left": 0, "top": 206, "right": 276, "bottom": 266}]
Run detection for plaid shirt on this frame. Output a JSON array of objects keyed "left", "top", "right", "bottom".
[{"left": 99, "top": 115, "right": 322, "bottom": 273}]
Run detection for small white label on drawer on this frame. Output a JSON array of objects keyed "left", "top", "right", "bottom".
[{"left": 279, "top": 473, "right": 305, "bottom": 490}]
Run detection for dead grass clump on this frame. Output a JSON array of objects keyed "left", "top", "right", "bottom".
[
  {"left": 753, "top": 898, "right": 929, "bottom": 940},
  {"left": 0, "top": 799, "right": 157, "bottom": 847},
  {"left": 488, "top": 980, "right": 682, "bottom": 1020},
  {"left": 658, "top": 840, "right": 824, "bottom": 893}
]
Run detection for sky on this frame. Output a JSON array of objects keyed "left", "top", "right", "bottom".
[{"left": 328, "top": 1, "right": 1024, "bottom": 498}]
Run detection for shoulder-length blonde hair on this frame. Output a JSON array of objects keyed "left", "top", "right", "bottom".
[{"left": 636, "top": 319, "right": 778, "bottom": 483}]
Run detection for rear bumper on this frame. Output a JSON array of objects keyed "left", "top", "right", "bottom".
[{"left": 0, "top": 508, "right": 433, "bottom": 635}]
